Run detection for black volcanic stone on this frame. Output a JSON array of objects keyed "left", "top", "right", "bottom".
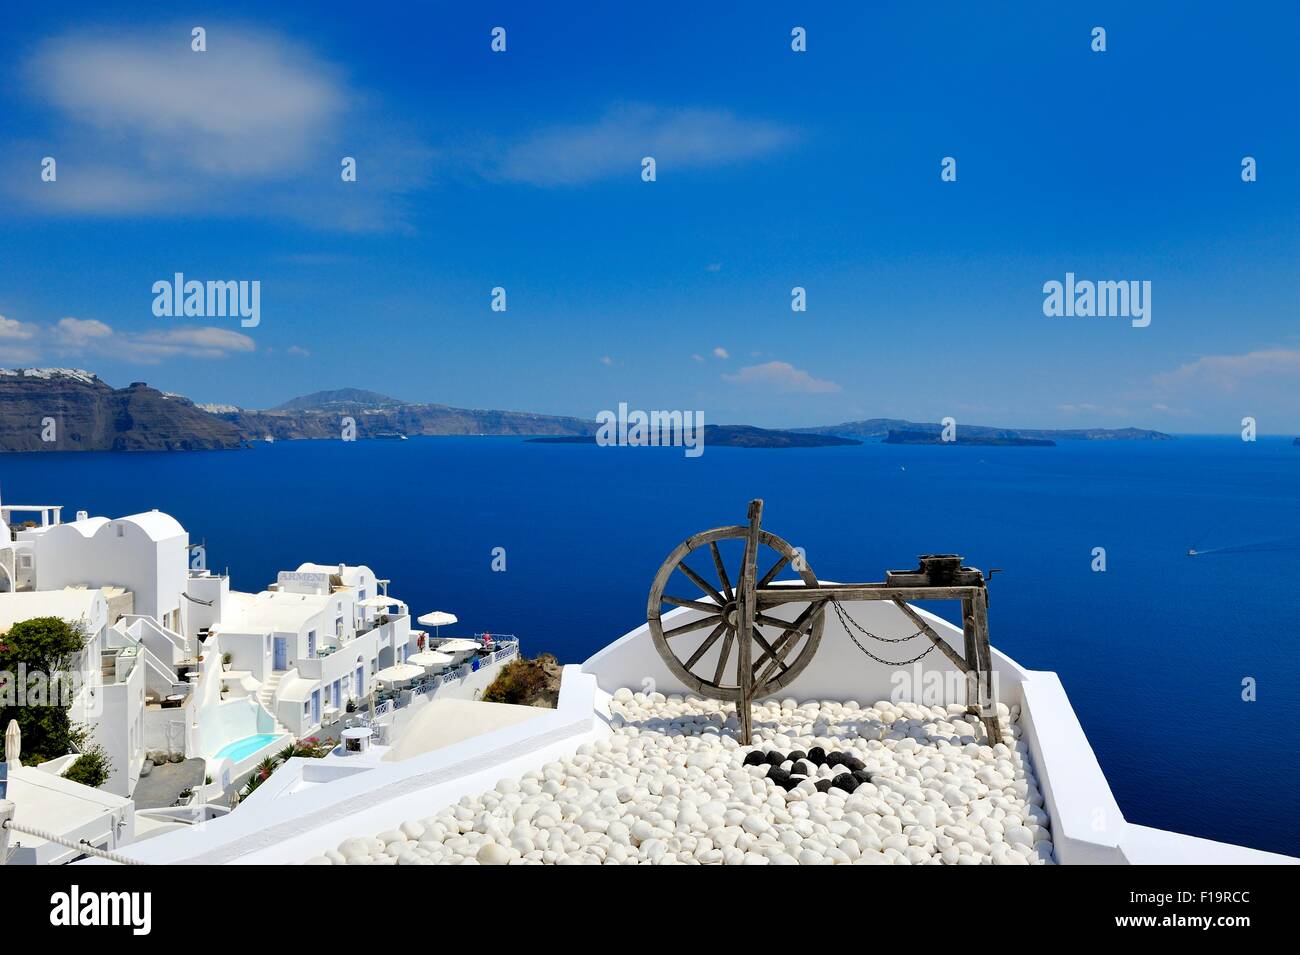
[
  {"left": 831, "top": 773, "right": 859, "bottom": 793},
  {"left": 791, "top": 760, "right": 812, "bottom": 777},
  {"left": 766, "top": 766, "right": 791, "bottom": 785},
  {"left": 841, "top": 757, "right": 866, "bottom": 772},
  {"left": 765, "top": 750, "right": 786, "bottom": 766},
  {"left": 852, "top": 769, "right": 873, "bottom": 784},
  {"left": 787, "top": 750, "right": 807, "bottom": 763},
  {"left": 777, "top": 777, "right": 800, "bottom": 792},
  {"left": 742, "top": 751, "right": 766, "bottom": 766},
  {"left": 807, "top": 746, "right": 827, "bottom": 766},
  {"left": 826, "top": 751, "right": 847, "bottom": 768},
  {"left": 814, "top": 779, "right": 833, "bottom": 793}
]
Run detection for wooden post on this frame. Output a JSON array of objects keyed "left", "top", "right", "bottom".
[
  {"left": 736, "top": 499, "right": 763, "bottom": 744},
  {"left": 971, "top": 588, "right": 1002, "bottom": 744},
  {"left": 961, "top": 597, "right": 979, "bottom": 718}
]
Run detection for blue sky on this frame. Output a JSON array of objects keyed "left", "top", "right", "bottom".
[{"left": 1, "top": 2, "right": 1297, "bottom": 432}]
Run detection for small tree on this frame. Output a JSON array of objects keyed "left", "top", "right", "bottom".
[
  {"left": 64, "top": 744, "right": 113, "bottom": 788},
  {"left": 0, "top": 615, "right": 88, "bottom": 764}
]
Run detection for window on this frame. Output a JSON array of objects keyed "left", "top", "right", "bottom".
[
  {"left": 18, "top": 554, "right": 32, "bottom": 569},
  {"left": 116, "top": 524, "right": 124, "bottom": 537}
]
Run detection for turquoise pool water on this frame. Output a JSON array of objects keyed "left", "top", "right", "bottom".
[{"left": 213, "top": 733, "right": 281, "bottom": 763}]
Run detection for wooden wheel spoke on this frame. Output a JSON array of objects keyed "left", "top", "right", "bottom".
[
  {"left": 755, "top": 612, "right": 798, "bottom": 630},
  {"left": 663, "top": 595, "right": 721, "bottom": 613},
  {"left": 756, "top": 554, "right": 791, "bottom": 588},
  {"left": 677, "top": 561, "right": 726, "bottom": 606},
  {"left": 712, "top": 627, "right": 736, "bottom": 686},
  {"left": 749, "top": 630, "right": 788, "bottom": 674},
  {"left": 753, "top": 601, "right": 825, "bottom": 676},
  {"left": 663, "top": 614, "right": 722, "bottom": 640},
  {"left": 709, "top": 541, "right": 734, "bottom": 601},
  {"left": 683, "top": 622, "right": 727, "bottom": 672}
]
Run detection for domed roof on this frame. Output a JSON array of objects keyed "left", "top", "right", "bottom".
[{"left": 115, "top": 510, "right": 186, "bottom": 541}]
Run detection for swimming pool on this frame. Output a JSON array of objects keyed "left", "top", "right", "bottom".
[{"left": 213, "top": 733, "right": 282, "bottom": 763}]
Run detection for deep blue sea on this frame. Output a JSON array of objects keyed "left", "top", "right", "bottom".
[{"left": 3, "top": 436, "right": 1297, "bottom": 856}]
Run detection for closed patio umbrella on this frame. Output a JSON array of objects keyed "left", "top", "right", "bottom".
[{"left": 4, "top": 719, "right": 19, "bottom": 768}]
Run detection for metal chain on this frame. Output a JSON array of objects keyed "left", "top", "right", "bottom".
[{"left": 831, "top": 598, "right": 937, "bottom": 666}]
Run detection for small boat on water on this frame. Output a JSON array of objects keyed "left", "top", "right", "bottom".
[
  {"left": 1188, "top": 548, "right": 1198, "bottom": 556},
  {"left": 263, "top": 435, "right": 275, "bottom": 443}
]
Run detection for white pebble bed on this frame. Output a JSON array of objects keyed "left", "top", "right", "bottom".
[{"left": 307, "top": 691, "right": 1055, "bottom": 865}]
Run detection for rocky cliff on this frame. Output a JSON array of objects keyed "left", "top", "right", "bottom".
[{"left": 0, "top": 369, "right": 242, "bottom": 452}]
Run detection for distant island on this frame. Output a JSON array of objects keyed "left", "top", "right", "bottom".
[
  {"left": 800, "top": 418, "right": 1171, "bottom": 443},
  {"left": 883, "top": 429, "right": 1055, "bottom": 447},
  {"left": 529, "top": 425, "right": 861, "bottom": 449},
  {"left": 0, "top": 368, "right": 1174, "bottom": 453}
]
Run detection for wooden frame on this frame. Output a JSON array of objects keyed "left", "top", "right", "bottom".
[{"left": 647, "top": 500, "right": 1003, "bottom": 745}]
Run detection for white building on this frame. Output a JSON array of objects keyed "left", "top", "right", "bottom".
[{"left": 0, "top": 588, "right": 146, "bottom": 798}]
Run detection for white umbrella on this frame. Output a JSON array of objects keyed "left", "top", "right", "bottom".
[
  {"left": 4, "top": 719, "right": 19, "bottom": 768},
  {"left": 407, "top": 650, "right": 454, "bottom": 669},
  {"left": 434, "top": 638, "right": 480, "bottom": 654},
  {"left": 418, "top": 611, "right": 457, "bottom": 637},
  {"left": 359, "top": 596, "right": 402, "bottom": 610},
  {"left": 373, "top": 663, "right": 425, "bottom": 685}
]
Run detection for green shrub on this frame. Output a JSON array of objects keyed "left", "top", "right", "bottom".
[{"left": 63, "top": 745, "right": 113, "bottom": 789}]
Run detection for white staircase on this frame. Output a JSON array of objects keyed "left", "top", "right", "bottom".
[{"left": 258, "top": 672, "right": 291, "bottom": 737}]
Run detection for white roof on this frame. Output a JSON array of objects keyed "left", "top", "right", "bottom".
[
  {"left": 220, "top": 590, "right": 331, "bottom": 633},
  {"left": 4, "top": 764, "right": 132, "bottom": 849},
  {"left": 0, "top": 589, "right": 104, "bottom": 633},
  {"left": 117, "top": 510, "right": 187, "bottom": 541}
]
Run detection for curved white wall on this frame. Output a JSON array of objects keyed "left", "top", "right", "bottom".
[{"left": 581, "top": 586, "right": 1030, "bottom": 706}]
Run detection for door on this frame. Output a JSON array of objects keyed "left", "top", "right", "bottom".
[
  {"left": 355, "top": 666, "right": 364, "bottom": 697},
  {"left": 331, "top": 679, "right": 341, "bottom": 709},
  {"left": 273, "top": 636, "right": 288, "bottom": 671},
  {"left": 307, "top": 630, "right": 316, "bottom": 658},
  {"left": 311, "top": 689, "right": 320, "bottom": 726}
]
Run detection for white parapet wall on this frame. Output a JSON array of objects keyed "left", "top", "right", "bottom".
[{"left": 87, "top": 596, "right": 1297, "bottom": 865}]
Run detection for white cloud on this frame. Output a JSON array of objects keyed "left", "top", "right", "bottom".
[
  {"left": 491, "top": 104, "right": 796, "bottom": 186},
  {"left": 691, "top": 353, "right": 705, "bottom": 363},
  {"left": 31, "top": 30, "right": 339, "bottom": 177},
  {"left": 712, "top": 346, "right": 729, "bottom": 360},
  {"left": 54, "top": 317, "right": 112, "bottom": 346},
  {"left": 5, "top": 316, "right": 255, "bottom": 364},
  {"left": 723, "top": 360, "right": 841, "bottom": 394},
  {"left": 287, "top": 344, "right": 311, "bottom": 357},
  {"left": 599, "top": 355, "right": 613, "bottom": 366},
  {"left": 0, "top": 315, "right": 38, "bottom": 340},
  {"left": 1154, "top": 348, "right": 1300, "bottom": 393},
  {"left": 6, "top": 25, "right": 431, "bottom": 230}
]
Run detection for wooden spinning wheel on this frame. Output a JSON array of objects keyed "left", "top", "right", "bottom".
[
  {"left": 647, "top": 499, "right": 1004, "bottom": 746},
  {"left": 648, "top": 502, "right": 825, "bottom": 734}
]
